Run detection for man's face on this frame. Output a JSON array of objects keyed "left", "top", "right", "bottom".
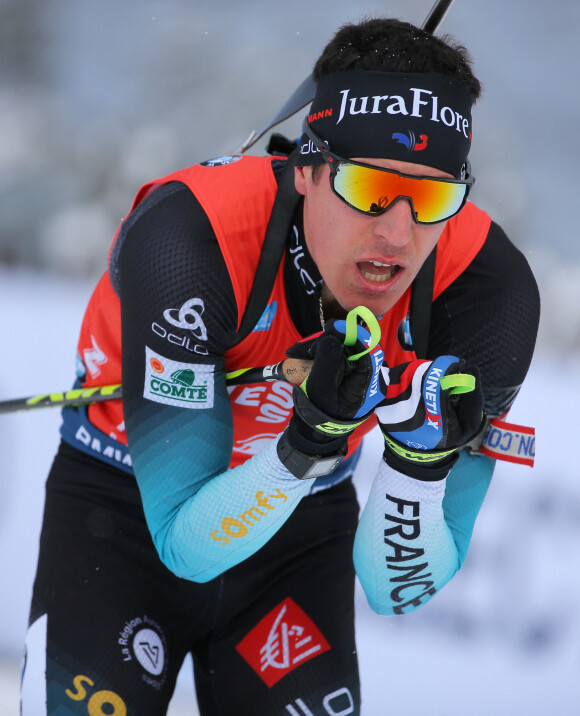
[{"left": 295, "top": 158, "right": 451, "bottom": 317}]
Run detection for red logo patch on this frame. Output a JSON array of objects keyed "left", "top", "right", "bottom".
[
  {"left": 150, "top": 357, "right": 165, "bottom": 374},
  {"left": 235, "top": 597, "right": 331, "bottom": 687}
]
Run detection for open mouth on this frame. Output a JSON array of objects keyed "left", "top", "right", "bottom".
[{"left": 358, "top": 260, "right": 402, "bottom": 284}]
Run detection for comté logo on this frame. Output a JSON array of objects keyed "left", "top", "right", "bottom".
[
  {"left": 235, "top": 598, "right": 330, "bottom": 687},
  {"left": 144, "top": 347, "right": 214, "bottom": 410}
]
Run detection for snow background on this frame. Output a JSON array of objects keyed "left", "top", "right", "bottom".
[{"left": 1, "top": 0, "right": 579, "bottom": 713}]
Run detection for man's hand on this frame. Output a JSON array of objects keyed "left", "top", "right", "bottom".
[
  {"left": 376, "top": 355, "right": 485, "bottom": 480},
  {"left": 277, "top": 307, "right": 386, "bottom": 478}
]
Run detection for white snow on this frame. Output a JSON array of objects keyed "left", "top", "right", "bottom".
[{"left": 0, "top": 267, "right": 577, "bottom": 715}]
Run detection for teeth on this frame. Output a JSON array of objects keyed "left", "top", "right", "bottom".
[
  {"left": 361, "top": 266, "right": 396, "bottom": 283},
  {"left": 362, "top": 271, "right": 389, "bottom": 283},
  {"left": 371, "top": 261, "right": 391, "bottom": 267},
  {"left": 359, "top": 260, "right": 399, "bottom": 283}
]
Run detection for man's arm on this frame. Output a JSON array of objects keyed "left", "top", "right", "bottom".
[
  {"left": 428, "top": 221, "right": 541, "bottom": 417},
  {"left": 117, "top": 184, "right": 314, "bottom": 582},
  {"left": 353, "top": 221, "right": 540, "bottom": 615},
  {"left": 354, "top": 451, "right": 494, "bottom": 615}
]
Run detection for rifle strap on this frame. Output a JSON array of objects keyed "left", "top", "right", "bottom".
[
  {"left": 232, "top": 151, "right": 301, "bottom": 345},
  {"left": 409, "top": 246, "right": 436, "bottom": 359}
]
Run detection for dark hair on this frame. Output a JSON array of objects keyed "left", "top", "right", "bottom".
[{"left": 313, "top": 18, "right": 482, "bottom": 102}]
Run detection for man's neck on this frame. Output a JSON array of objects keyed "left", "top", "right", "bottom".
[{"left": 320, "top": 283, "right": 348, "bottom": 322}]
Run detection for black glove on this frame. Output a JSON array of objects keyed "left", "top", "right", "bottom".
[
  {"left": 376, "top": 355, "right": 485, "bottom": 481},
  {"left": 277, "top": 308, "right": 386, "bottom": 478}
]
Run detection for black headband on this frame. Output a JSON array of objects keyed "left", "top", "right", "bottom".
[{"left": 297, "top": 70, "right": 473, "bottom": 178}]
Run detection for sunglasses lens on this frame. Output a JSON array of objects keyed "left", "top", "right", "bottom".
[{"left": 333, "top": 163, "right": 468, "bottom": 223}]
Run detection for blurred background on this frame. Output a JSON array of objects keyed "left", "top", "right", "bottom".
[{"left": 1, "top": 0, "right": 579, "bottom": 713}]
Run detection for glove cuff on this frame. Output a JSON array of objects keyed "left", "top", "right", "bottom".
[
  {"left": 292, "top": 385, "right": 366, "bottom": 441},
  {"left": 286, "top": 417, "right": 347, "bottom": 456},
  {"left": 382, "top": 432, "right": 459, "bottom": 481}
]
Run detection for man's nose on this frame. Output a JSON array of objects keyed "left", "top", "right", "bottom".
[{"left": 371, "top": 197, "right": 415, "bottom": 247}]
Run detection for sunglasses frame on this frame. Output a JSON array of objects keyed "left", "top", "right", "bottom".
[{"left": 302, "top": 119, "right": 475, "bottom": 225}]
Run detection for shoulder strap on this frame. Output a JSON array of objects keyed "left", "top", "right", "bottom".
[
  {"left": 231, "top": 151, "right": 301, "bottom": 345},
  {"left": 409, "top": 247, "right": 436, "bottom": 359}
]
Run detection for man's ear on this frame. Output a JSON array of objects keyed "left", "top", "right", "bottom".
[{"left": 294, "top": 166, "right": 309, "bottom": 196}]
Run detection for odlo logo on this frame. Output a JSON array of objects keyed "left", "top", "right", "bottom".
[{"left": 144, "top": 347, "right": 214, "bottom": 410}]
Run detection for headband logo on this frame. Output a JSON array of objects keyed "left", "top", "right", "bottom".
[
  {"left": 300, "top": 139, "right": 322, "bottom": 156},
  {"left": 308, "top": 108, "right": 333, "bottom": 123},
  {"left": 392, "top": 131, "right": 428, "bottom": 152},
  {"left": 336, "top": 87, "right": 470, "bottom": 139}
]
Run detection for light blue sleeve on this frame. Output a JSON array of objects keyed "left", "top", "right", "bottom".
[
  {"left": 126, "top": 375, "right": 312, "bottom": 583},
  {"left": 442, "top": 451, "right": 496, "bottom": 565},
  {"left": 353, "top": 451, "right": 495, "bottom": 615}
]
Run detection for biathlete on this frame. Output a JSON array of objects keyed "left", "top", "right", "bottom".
[{"left": 21, "top": 17, "right": 540, "bottom": 716}]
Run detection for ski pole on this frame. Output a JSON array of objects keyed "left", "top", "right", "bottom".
[
  {"left": 0, "top": 384, "right": 123, "bottom": 414},
  {"left": 0, "top": 357, "right": 313, "bottom": 414},
  {"left": 235, "top": 0, "right": 456, "bottom": 153}
]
